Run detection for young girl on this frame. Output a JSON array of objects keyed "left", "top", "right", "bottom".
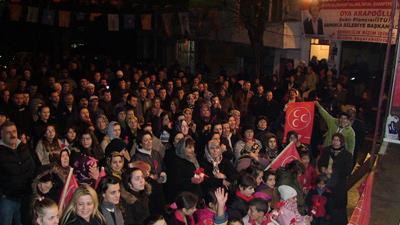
[
  {"left": 167, "top": 192, "right": 199, "bottom": 225},
  {"left": 277, "top": 185, "right": 311, "bottom": 225},
  {"left": 297, "top": 153, "right": 317, "bottom": 194},
  {"left": 196, "top": 187, "right": 228, "bottom": 225},
  {"left": 36, "top": 124, "right": 63, "bottom": 166},
  {"left": 306, "top": 175, "right": 330, "bottom": 225},
  {"left": 33, "top": 197, "right": 59, "bottom": 225}
]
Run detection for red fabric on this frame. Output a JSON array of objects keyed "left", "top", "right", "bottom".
[
  {"left": 59, "top": 174, "right": 79, "bottom": 211},
  {"left": 297, "top": 164, "right": 317, "bottom": 192},
  {"left": 267, "top": 142, "right": 300, "bottom": 171},
  {"left": 311, "top": 194, "right": 328, "bottom": 217},
  {"left": 392, "top": 64, "right": 400, "bottom": 107},
  {"left": 175, "top": 210, "right": 195, "bottom": 225},
  {"left": 283, "top": 102, "right": 315, "bottom": 144},
  {"left": 348, "top": 172, "right": 374, "bottom": 225},
  {"left": 235, "top": 190, "right": 254, "bottom": 202}
]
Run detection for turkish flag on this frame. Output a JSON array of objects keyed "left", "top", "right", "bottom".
[
  {"left": 348, "top": 171, "right": 374, "bottom": 225},
  {"left": 265, "top": 142, "right": 300, "bottom": 171},
  {"left": 59, "top": 168, "right": 79, "bottom": 212},
  {"left": 283, "top": 102, "right": 315, "bottom": 144}
]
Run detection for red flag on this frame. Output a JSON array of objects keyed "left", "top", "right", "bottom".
[
  {"left": 265, "top": 142, "right": 300, "bottom": 171},
  {"left": 283, "top": 102, "right": 315, "bottom": 144},
  {"left": 348, "top": 172, "right": 374, "bottom": 225},
  {"left": 95, "top": 167, "right": 107, "bottom": 189},
  {"left": 59, "top": 168, "right": 79, "bottom": 212}
]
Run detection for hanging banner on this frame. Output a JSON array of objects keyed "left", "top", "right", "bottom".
[
  {"left": 26, "top": 6, "right": 39, "bottom": 23},
  {"left": 9, "top": 4, "right": 22, "bottom": 21},
  {"left": 89, "top": 12, "right": 102, "bottom": 21},
  {"left": 123, "top": 14, "right": 135, "bottom": 30},
  {"left": 42, "top": 9, "right": 55, "bottom": 26},
  {"left": 141, "top": 14, "right": 152, "bottom": 31},
  {"left": 178, "top": 12, "right": 190, "bottom": 35},
  {"left": 384, "top": 32, "right": 400, "bottom": 144},
  {"left": 283, "top": 102, "right": 315, "bottom": 144},
  {"left": 162, "top": 13, "right": 173, "bottom": 36},
  {"left": 348, "top": 172, "right": 374, "bottom": 225},
  {"left": 108, "top": 14, "right": 119, "bottom": 31},
  {"left": 301, "top": 0, "right": 398, "bottom": 43},
  {"left": 58, "top": 10, "right": 71, "bottom": 28}
]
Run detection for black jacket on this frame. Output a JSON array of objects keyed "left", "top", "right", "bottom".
[
  {"left": 63, "top": 214, "right": 105, "bottom": 225},
  {"left": 318, "top": 146, "right": 352, "bottom": 209},
  {"left": 0, "top": 141, "right": 36, "bottom": 198},
  {"left": 165, "top": 154, "right": 202, "bottom": 200}
]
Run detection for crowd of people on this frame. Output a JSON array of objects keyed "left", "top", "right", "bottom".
[{"left": 0, "top": 54, "right": 369, "bottom": 225}]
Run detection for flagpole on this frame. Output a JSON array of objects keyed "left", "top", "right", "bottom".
[
  {"left": 264, "top": 141, "right": 295, "bottom": 171},
  {"left": 59, "top": 167, "right": 74, "bottom": 212}
]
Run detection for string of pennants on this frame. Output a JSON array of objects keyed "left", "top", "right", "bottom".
[{"left": 4, "top": 3, "right": 227, "bottom": 36}]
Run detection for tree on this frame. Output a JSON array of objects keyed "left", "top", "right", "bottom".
[{"left": 237, "top": 0, "right": 269, "bottom": 80}]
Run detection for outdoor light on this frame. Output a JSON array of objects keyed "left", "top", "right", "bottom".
[{"left": 350, "top": 77, "right": 356, "bottom": 81}]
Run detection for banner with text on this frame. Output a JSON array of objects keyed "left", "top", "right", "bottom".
[
  {"left": 301, "top": 0, "right": 398, "bottom": 43},
  {"left": 384, "top": 32, "right": 400, "bottom": 143}
]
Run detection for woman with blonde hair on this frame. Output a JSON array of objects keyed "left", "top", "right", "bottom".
[{"left": 60, "top": 184, "right": 106, "bottom": 225}]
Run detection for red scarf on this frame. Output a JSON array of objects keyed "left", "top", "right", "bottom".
[{"left": 236, "top": 190, "right": 254, "bottom": 202}]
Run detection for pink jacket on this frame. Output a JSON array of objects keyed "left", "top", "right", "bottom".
[
  {"left": 277, "top": 201, "right": 309, "bottom": 225},
  {"left": 196, "top": 208, "right": 215, "bottom": 225}
]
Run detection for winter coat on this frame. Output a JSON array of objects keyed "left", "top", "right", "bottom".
[
  {"left": 165, "top": 153, "right": 202, "bottom": 200},
  {"left": 277, "top": 201, "right": 309, "bottom": 225},
  {"left": 32, "top": 166, "right": 65, "bottom": 203},
  {"left": 276, "top": 169, "right": 306, "bottom": 215},
  {"left": 62, "top": 214, "right": 105, "bottom": 225},
  {"left": 120, "top": 183, "right": 151, "bottom": 225},
  {"left": 227, "top": 191, "right": 253, "bottom": 220},
  {"left": 100, "top": 202, "right": 124, "bottom": 225},
  {"left": 318, "top": 146, "right": 352, "bottom": 209},
  {"left": 0, "top": 140, "right": 36, "bottom": 198},
  {"left": 196, "top": 208, "right": 215, "bottom": 225},
  {"left": 305, "top": 187, "right": 331, "bottom": 218},
  {"left": 200, "top": 157, "right": 237, "bottom": 193}
]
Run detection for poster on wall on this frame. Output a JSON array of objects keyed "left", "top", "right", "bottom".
[
  {"left": 301, "top": 0, "right": 398, "bottom": 43},
  {"left": 384, "top": 33, "right": 400, "bottom": 144}
]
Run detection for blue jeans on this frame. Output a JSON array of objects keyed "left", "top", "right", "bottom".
[{"left": 0, "top": 195, "right": 22, "bottom": 225}]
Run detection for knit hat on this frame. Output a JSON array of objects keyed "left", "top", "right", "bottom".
[
  {"left": 105, "top": 138, "right": 127, "bottom": 157},
  {"left": 278, "top": 185, "right": 297, "bottom": 201}
]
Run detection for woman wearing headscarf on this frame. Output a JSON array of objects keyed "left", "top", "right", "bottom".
[
  {"left": 200, "top": 140, "right": 236, "bottom": 192},
  {"left": 100, "top": 121, "right": 122, "bottom": 151},
  {"left": 165, "top": 136, "right": 203, "bottom": 202},
  {"left": 318, "top": 133, "right": 352, "bottom": 225},
  {"left": 94, "top": 114, "right": 109, "bottom": 143}
]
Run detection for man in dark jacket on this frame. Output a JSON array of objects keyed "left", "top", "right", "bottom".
[{"left": 0, "top": 121, "right": 36, "bottom": 225}]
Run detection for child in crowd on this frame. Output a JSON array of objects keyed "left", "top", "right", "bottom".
[
  {"left": 32, "top": 197, "right": 59, "bottom": 225},
  {"left": 297, "top": 153, "right": 317, "bottom": 194},
  {"left": 306, "top": 175, "right": 331, "bottom": 225},
  {"left": 277, "top": 185, "right": 312, "bottom": 225},
  {"left": 227, "top": 174, "right": 257, "bottom": 220},
  {"left": 196, "top": 187, "right": 228, "bottom": 225}
]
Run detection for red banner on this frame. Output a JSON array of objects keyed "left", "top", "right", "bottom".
[
  {"left": 265, "top": 142, "right": 300, "bottom": 171},
  {"left": 59, "top": 168, "right": 79, "bottom": 212},
  {"left": 348, "top": 172, "right": 374, "bottom": 225},
  {"left": 283, "top": 102, "right": 315, "bottom": 144}
]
